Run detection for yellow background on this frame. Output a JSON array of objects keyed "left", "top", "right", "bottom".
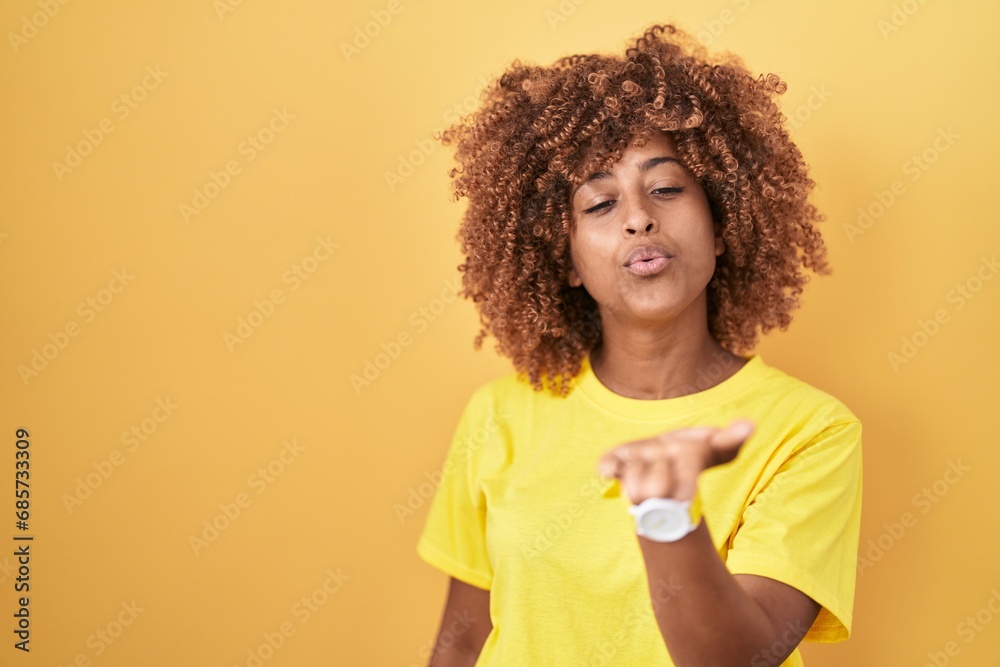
[{"left": 1, "top": 0, "right": 997, "bottom": 665}]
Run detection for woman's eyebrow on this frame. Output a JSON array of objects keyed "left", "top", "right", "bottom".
[
  {"left": 638, "top": 155, "right": 683, "bottom": 173},
  {"left": 581, "top": 156, "right": 683, "bottom": 185}
]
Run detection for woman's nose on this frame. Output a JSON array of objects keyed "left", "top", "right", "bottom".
[{"left": 622, "top": 197, "right": 658, "bottom": 236}]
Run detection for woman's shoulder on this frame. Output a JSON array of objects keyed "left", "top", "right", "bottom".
[
  {"left": 466, "top": 368, "right": 551, "bottom": 404},
  {"left": 752, "top": 357, "right": 861, "bottom": 426},
  {"left": 460, "top": 366, "right": 575, "bottom": 418}
]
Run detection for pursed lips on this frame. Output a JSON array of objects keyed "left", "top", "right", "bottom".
[
  {"left": 623, "top": 244, "right": 674, "bottom": 276},
  {"left": 624, "top": 244, "right": 674, "bottom": 266}
]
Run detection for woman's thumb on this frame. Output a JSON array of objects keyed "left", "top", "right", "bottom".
[{"left": 709, "top": 419, "right": 755, "bottom": 463}]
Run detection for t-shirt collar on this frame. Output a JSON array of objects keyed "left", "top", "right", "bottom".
[{"left": 572, "top": 351, "right": 767, "bottom": 420}]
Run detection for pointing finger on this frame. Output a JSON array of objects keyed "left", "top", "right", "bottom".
[{"left": 708, "top": 419, "right": 754, "bottom": 464}]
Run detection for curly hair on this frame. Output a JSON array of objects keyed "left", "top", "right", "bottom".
[{"left": 436, "top": 23, "right": 830, "bottom": 396}]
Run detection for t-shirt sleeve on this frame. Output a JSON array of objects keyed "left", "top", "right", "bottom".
[
  {"left": 416, "top": 387, "right": 495, "bottom": 591},
  {"left": 724, "top": 419, "right": 863, "bottom": 643}
]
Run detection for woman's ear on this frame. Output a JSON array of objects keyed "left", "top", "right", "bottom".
[
  {"left": 567, "top": 265, "right": 582, "bottom": 288},
  {"left": 714, "top": 222, "right": 725, "bottom": 257}
]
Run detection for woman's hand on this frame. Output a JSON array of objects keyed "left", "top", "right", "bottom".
[{"left": 596, "top": 419, "right": 755, "bottom": 504}]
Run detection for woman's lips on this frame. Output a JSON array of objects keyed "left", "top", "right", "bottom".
[
  {"left": 624, "top": 256, "right": 671, "bottom": 276},
  {"left": 623, "top": 244, "right": 674, "bottom": 276}
]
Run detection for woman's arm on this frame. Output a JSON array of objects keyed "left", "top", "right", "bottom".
[
  {"left": 427, "top": 577, "right": 492, "bottom": 667},
  {"left": 638, "top": 524, "right": 820, "bottom": 667},
  {"left": 599, "top": 420, "right": 822, "bottom": 666}
]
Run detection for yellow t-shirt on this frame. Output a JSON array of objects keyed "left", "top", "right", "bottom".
[{"left": 416, "top": 352, "right": 863, "bottom": 666}]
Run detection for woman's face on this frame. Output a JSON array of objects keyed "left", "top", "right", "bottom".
[{"left": 567, "top": 130, "right": 723, "bottom": 327}]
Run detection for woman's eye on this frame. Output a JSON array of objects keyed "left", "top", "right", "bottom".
[
  {"left": 583, "top": 200, "right": 614, "bottom": 215},
  {"left": 654, "top": 187, "right": 684, "bottom": 195}
]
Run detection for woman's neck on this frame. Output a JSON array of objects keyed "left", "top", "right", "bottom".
[{"left": 589, "top": 331, "right": 746, "bottom": 400}]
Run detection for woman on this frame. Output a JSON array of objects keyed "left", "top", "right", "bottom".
[{"left": 416, "top": 23, "right": 862, "bottom": 667}]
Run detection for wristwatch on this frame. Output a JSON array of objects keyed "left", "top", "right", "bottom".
[{"left": 628, "top": 492, "right": 703, "bottom": 542}]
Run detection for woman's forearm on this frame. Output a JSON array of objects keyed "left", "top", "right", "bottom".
[
  {"left": 427, "top": 643, "right": 481, "bottom": 667},
  {"left": 638, "top": 522, "right": 784, "bottom": 667}
]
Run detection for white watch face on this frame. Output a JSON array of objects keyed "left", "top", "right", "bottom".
[
  {"left": 631, "top": 499, "right": 694, "bottom": 542},
  {"left": 640, "top": 507, "right": 688, "bottom": 541}
]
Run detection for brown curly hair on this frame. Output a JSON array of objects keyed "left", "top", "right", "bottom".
[{"left": 436, "top": 23, "right": 830, "bottom": 396}]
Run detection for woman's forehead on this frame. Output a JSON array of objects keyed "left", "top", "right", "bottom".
[{"left": 572, "top": 130, "right": 679, "bottom": 184}]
